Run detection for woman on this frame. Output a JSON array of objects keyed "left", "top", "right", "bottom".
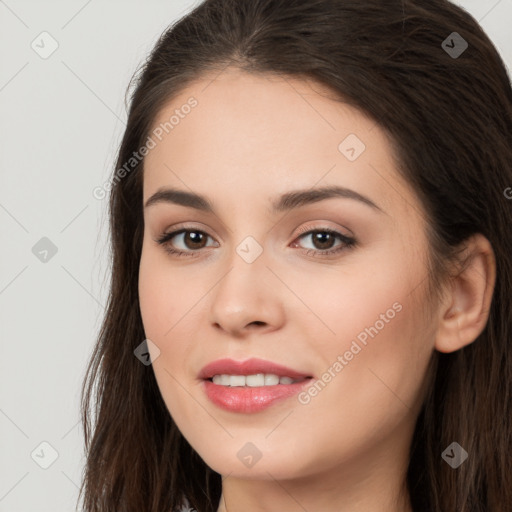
[{"left": 79, "top": 0, "right": 512, "bottom": 511}]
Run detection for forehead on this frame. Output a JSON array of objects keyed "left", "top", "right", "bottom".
[{"left": 143, "top": 68, "right": 423, "bottom": 223}]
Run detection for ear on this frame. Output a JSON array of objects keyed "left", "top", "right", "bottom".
[{"left": 434, "top": 233, "right": 496, "bottom": 353}]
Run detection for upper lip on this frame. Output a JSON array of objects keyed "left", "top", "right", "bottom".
[{"left": 199, "top": 357, "right": 312, "bottom": 380}]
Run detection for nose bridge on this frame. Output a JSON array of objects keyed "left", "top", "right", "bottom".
[
  {"left": 215, "top": 233, "right": 269, "bottom": 306},
  {"left": 208, "top": 232, "right": 284, "bottom": 334}
]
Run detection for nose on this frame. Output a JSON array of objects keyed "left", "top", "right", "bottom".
[{"left": 208, "top": 245, "right": 285, "bottom": 338}]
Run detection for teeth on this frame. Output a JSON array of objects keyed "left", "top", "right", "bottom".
[
  {"left": 264, "top": 374, "right": 279, "bottom": 385},
  {"left": 229, "top": 375, "right": 246, "bottom": 387},
  {"left": 219, "top": 374, "right": 231, "bottom": 386},
  {"left": 211, "top": 373, "right": 301, "bottom": 387},
  {"left": 246, "top": 374, "right": 265, "bottom": 387}
]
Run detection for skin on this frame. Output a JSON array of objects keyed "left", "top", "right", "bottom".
[{"left": 138, "top": 68, "right": 496, "bottom": 512}]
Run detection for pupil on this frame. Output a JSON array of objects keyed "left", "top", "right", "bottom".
[
  {"left": 186, "top": 231, "right": 205, "bottom": 248},
  {"left": 314, "top": 232, "right": 334, "bottom": 250}
]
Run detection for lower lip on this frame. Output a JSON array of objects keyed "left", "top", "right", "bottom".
[{"left": 202, "top": 378, "right": 312, "bottom": 413}]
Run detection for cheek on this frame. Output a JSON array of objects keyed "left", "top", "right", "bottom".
[
  {"left": 321, "top": 286, "right": 432, "bottom": 424},
  {"left": 138, "top": 245, "right": 197, "bottom": 340},
  {"left": 138, "top": 254, "right": 197, "bottom": 423},
  {"left": 289, "top": 292, "right": 432, "bottom": 469},
  {"left": 138, "top": 247, "right": 204, "bottom": 385},
  {"left": 138, "top": 266, "right": 169, "bottom": 340},
  {"left": 300, "top": 251, "right": 433, "bottom": 414}
]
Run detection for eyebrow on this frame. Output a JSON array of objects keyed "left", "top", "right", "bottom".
[{"left": 144, "top": 185, "right": 384, "bottom": 214}]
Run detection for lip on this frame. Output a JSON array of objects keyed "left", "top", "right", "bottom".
[
  {"left": 198, "top": 357, "right": 312, "bottom": 380},
  {"left": 199, "top": 357, "right": 314, "bottom": 413}
]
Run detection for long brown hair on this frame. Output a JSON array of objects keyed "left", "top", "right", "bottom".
[{"left": 78, "top": 1, "right": 512, "bottom": 510}]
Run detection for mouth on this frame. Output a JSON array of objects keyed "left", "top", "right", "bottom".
[{"left": 198, "top": 358, "right": 314, "bottom": 413}]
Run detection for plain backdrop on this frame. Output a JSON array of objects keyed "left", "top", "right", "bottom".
[{"left": 1, "top": 1, "right": 511, "bottom": 511}]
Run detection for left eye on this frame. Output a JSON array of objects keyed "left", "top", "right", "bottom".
[
  {"left": 293, "top": 229, "right": 352, "bottom": 252},
  {"left": 155, "top": 228, "right": 356, "bottom": 258}
]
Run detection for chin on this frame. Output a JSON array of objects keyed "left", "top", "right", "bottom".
[{"left": 198, "top": 446, "right": 313, "bottom": 481}]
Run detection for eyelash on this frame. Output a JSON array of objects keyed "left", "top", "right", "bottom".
[{"left": 155, "top": 225, "right": 357, "bottom": 259}]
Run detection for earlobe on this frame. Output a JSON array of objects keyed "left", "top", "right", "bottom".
[{"left": 434, "top": 234, "right": 496, "bottom": 354}]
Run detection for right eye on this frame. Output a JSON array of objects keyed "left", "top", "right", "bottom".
[{"left": 155, "top": 228, "right": 219, "bottom": 257}]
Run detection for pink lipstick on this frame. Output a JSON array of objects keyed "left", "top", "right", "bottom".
[{"left": 199, "top": 357, "right": 313, "bottom": 413}]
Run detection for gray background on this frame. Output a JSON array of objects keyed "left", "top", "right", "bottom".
[{"left": 1, "top": 1, "right": 511, "bottom": 510}]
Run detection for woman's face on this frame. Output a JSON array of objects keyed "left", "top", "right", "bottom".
[{"left": 139, "top": 68, "right": 437, "bottom": 482}]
